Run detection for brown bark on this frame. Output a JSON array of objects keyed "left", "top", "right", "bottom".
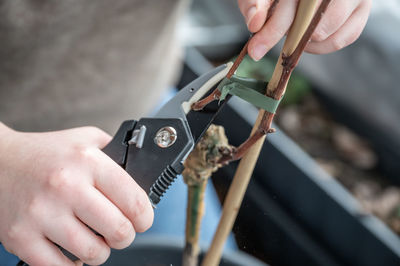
[{"left": 201, "top": 1, "right": 332, "bottom": 266}]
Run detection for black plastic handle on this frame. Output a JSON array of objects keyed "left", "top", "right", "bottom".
[
  {"left": 148, "top": 164, "right": 184, "bottom": 206},
  {"left": 102, "top": 120, "right": 137, "bottom": 167}
]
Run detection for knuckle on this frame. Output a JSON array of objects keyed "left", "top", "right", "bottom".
[
  {"left": 4, "top": 224, "right": 23, "bottom": 246},
  {"left": 74, "top": 144, "right": 96, "bottom": 164},
  {"left": 331, "top": 37, "right": 346, "bottom": 51},
  {"left": 65, "top": 226, "right": 80, "bottom": 249},
  {"left": 143, "top": 210, "right": 154, "bottom": 232},
  {"left": 347, "top": 31, "right": 361, "bottom": 46},
  {"left": 132, "top": 192, "right": 147, "bottom": 219},
  {"left": 26, "top": 197, "right": 43, "bottom": 219},
  {"left": 313, "top": 29, "right": 328, "bottom": 42},
  {"left": 268, "top": 24, "right": 285, "bottom": 39},
  {"left": 138, "top": 217, "right": 153, "bottom": 233},
  {"left": 131, "top": 191, "right": 153, "bottom": 233},
  {"left": 82, "top": 244, "right": 110, "bottom": 265},
  {"left": 82, "top": 245, "right": 100, "bottom": 262},
  {"left": 46, "top": 168, "right": 75, "bottom": 194},
  {"left": 112, "top": 220, "right": 134, "bottom": 245}
]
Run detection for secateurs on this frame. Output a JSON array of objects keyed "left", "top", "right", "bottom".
[{"left": 102, "top": 63, "right": 235, "bottom": 206}]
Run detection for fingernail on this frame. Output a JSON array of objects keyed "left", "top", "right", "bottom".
[
  {"left": 251, "top": 44, "right": 268, "bottom": 61},
  {"left": 246, "top": 6, "right": 257, "bottom": 26}
]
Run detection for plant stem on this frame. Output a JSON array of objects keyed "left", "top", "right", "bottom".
[
  {"left": 183, "top": 181, "right": 207, "bottom": 266},
  {"left": 191, "top": 0, "right": 279, "bottom": 112},
  {"left": 219, "top": 0, "right": 332, "bottom": 164},
  {"left": 201, "top": 1, "right": 331, "bottom": 265},
  {"left": 182, "top": 125, "right": 233, "bottom": 266}
]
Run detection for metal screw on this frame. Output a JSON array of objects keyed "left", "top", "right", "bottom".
[{"left": 154, "top": 127, "right": 177, "bottom": 148}]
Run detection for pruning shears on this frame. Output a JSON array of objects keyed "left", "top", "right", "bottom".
[
  {"left": 102, "top": 63, "right": 232, "bottom": 207},
  {"left": 17, "top": 64, "right": 232, "bottom": 266}
]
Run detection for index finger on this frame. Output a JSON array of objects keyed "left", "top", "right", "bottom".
[
  {"left": 238, "top": 0, "right": 271, "bottom": 33},
  {"left": 248, "top": 0, "right": 297, "bottom": 61}
]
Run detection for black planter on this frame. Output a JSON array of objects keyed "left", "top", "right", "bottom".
[
  {"left": 102, "top": 236, "right": 267, "bottom": 266},
  {"left": 212, "top": 97, "right": 400, "bottom": 266},
  {"left": 176, "top": 53, "right": 400, "bottom": 266}
]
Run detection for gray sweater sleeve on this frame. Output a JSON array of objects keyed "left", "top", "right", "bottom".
[{"left": 0, "top": 0, "right": 186, "bottom": 133}]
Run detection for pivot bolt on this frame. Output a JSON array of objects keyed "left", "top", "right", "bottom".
[{"left": 154, "top": 127, "right": 177, "bottom": 148}]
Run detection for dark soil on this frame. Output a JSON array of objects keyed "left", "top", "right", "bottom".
[{"left": 275, "top": 93, "right": 400, "bottom": 235}]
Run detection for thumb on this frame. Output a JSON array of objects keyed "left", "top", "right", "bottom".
[{"left": 238, "top": 0, "right": 270, "bottom": 33}]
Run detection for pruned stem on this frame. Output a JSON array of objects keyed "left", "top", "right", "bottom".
[{"left": 182, "top": 125, "right": 233, "bottom": 266}]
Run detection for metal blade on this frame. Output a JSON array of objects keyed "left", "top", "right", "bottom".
[
  {"left": 186, "top": 94, "right": 231, "bottom": 143},
  {"left": 153, "top": 63, "right": 231, "bottom": 121}
]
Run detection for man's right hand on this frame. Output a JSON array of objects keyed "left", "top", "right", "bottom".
[
  {"left": 238, "top": 0, "right": 371, "bottom": 60},
  {"left": 0, "top": 123, "right": 154, "bottom": 266}
]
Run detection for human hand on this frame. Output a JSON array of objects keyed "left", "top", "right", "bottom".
[
  {"left": 238, "top": 0, "right": 372, "bottom": 60},
  {"left": 0, "top": 123, "right": 154, "bottom": 266}
]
